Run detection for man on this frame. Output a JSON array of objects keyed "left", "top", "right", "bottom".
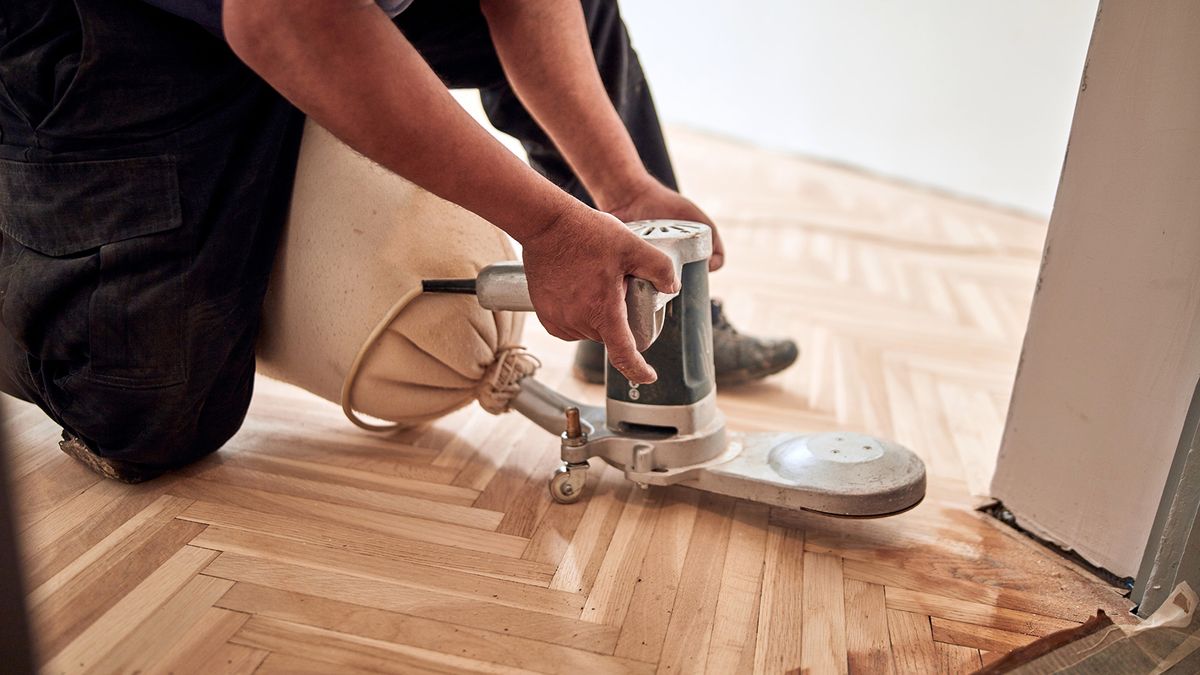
[{"left": 0, "top": 0, "right": 797, "bottom": 483}]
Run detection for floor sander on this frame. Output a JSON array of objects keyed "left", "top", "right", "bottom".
[{"left": 424, "top": 220, "right": 925, "bottom": 517}]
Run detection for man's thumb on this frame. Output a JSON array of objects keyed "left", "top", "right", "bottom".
[{"left": 629, "top": 245, "right": 679, "bottom": 295}]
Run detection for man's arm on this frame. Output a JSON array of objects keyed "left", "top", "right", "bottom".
[
  {"left": 478, "top": 0, "right": 725, "bottom": 270},
  {"left": 222, "top": 0, "right": 677, "bottom": 383}
]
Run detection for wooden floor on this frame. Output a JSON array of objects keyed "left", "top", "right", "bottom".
[{"left": 5, "top": 129, "right": 1131, "bottom": 674}]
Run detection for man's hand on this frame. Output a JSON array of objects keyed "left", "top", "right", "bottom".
[
  {"left": 602, "top": 179, "right": 726, "bottom": 272},
  {"left": 522, "top": 203, "right": 679, "bottom": 384}
]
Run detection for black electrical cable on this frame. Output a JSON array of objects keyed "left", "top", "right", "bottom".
[{"left": 421, "top": 278, "right": 477, "bottom": 294}]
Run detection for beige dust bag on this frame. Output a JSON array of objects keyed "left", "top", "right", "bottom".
[{"left": 256, "top": 121, "right": 535, "bottom": 430}]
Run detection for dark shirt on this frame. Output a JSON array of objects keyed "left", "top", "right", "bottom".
[{"left": 140, "top": 0, "right": 413, "bottom": 38}]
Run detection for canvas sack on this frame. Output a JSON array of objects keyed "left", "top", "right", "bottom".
[{"left": 256, "top": 121, "right": 533, "bottom": 430}]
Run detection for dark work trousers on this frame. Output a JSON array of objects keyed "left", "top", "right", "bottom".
[{"left": 0, "top": 0, "right": 677, "bottom": 480}]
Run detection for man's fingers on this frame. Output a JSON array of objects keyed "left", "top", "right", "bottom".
[
  {"left": 627, "top": 243, "right": 679, "bottom": 295},
  {"left": 708, "top": 228, "right": 726, "bottom": 271},
  {"left": 599, "top": 311, "right": 657, "bottom": 385}
]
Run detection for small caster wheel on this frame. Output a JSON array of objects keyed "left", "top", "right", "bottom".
[{"left": 549, "top": 466, "right": 586, "bottom": 504}]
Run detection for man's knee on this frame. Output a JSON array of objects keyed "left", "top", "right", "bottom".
[{"left": 51, "top": 366, "right": 254, "bottom": 481}]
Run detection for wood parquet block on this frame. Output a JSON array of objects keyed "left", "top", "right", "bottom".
[
  {"left": 5, "top": 128, "right": 1133, "bottom": 674},
  {"left": 844, "top": 579, "right": 893, "bottom": 675},
  {"left": 887, "top": 609, "right": 940, "bottom": 675}
]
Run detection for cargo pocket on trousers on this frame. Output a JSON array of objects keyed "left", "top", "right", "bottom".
[{"left": 0, "top": 155, "right": 188, "bottom": 388}]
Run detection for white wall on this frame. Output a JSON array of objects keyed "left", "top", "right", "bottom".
[
  {"left": 991, "top": 1, "right": 1200, "bottom": 577},
  {"left": 621, "top": 0, "right": 1097, "bottom": 216}
]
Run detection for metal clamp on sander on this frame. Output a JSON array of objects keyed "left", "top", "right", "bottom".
[{"left": 427, "top": 220, "right": 926, "bottom": 518}]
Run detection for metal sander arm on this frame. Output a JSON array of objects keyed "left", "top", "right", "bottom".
[{"left": 509, "top": 377, "right": 602, "bottom": 437}]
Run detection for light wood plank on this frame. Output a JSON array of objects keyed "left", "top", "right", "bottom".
[
  {"left": 83, "top": 574, "right": 235, "bottom": 675},
  {"left": 930, "top": 616, "right": 1038, "bottom": 653},
  {"left": 172, "top": 470, "right": 501, "bottom": 533},
  {"left": 887, "top": 609, "right": 939, "bottom": 675},
  {"left": 232, "top": 615, "right": 536, "bottom": 674},
  {"left": 842, "top": 556, "right": 1095, "bottom": 623},
  {"left": 548, "top": 467, "right": 631, "bottom": 591},
  {"left": 31, "top": 515, "right": 205, "bottom": 659},
  {"left": 580, "top": 487, "right": 664, "bottom": 626},
  {"left": 207, "top": 555, "right": 618, "bottom": 652},
  {"left": 21, "top": 478, "right": 136, "bottom": 559},
  {"left": 141, "top": 607, "right": 252, "bottom": 675},
  {"left": 980, "top": 650, "right": 1004, "bottom": 668},
  {"left": 705, "top": 501, "right": 769, "bottom": 673},
  {"left": 27, "top": 494, "right": 193, "bottom": 605},
  {"left": 220, "top": 580, "right": 655, "bottom": 674},
  {"left": 193, "top": 521, "right": 554, "bottom": 586},
  {"left": 884, "top": 586, "right": 1078, "bottom": 637},
  {"left": 202, "top": 451, "right": 481, "bottom": 504},
  {"left": 13, "top": 456, "right": 99, "bottom": 531},
  {"left": 21, "top": 484, "right": 172, "bottom": 590},
  {"left": 801, "top": 551, "right": 849, "bottom": 675},
  {"left": 655, "top": 493, "right": 736, "bottom": 673},
  {"left": 193, "top": 643, "right": 270, "bottom": 675},
  {"left": 227, "top": 427, "right": 460, "bottom": 484},
  {"left": 613, "top": 488, "right": 701, "bottom": 662},
  {"left": 935, "top": 642, "right": 983, "bottom": 674},
  {"left": 494, "top": 441, "right": 564, "bottom": 539},
  {"left": 844, "top": 579, "right": 893, "bottom": 675},
  {"left": 753, "top": 525, "right": 805, "bottom": 674},
  {"left": 525, "top": 463, "right": 625, "bottom": 567},
  {"left": 256, "top": 652, "right": 392, "bottom": 675},
  {"left": 171, "top": 483, "right": 520, "bottom": 554},
  {"left": 41, "top": 545, "right": 217, "bottom": 674},
  {"left": 200, "top": 534, "right": 583, "bottom": 618}
]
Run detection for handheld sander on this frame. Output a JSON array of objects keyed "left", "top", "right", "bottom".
[{"left": 424, "top": 220, "right": 925, "bottom": 517}]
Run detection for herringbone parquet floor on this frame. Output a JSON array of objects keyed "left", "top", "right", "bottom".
[{"left": 5, "top": 128, "right": 1131, "bottom": 674}]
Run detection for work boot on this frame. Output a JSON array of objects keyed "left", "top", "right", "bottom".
[
  {"left": 57, "top": 431, "right": 156, "bottom": 484},
  {"left": 572, "top": 299, "right": 799, "bottom": 387}
]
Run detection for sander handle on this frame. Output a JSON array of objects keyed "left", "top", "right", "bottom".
[
  {"left": 474, "top": 261, "right": 676, "bottom": 352},
  {"left": 425, "top": 221, "right": 712, "bottom": 353}
]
